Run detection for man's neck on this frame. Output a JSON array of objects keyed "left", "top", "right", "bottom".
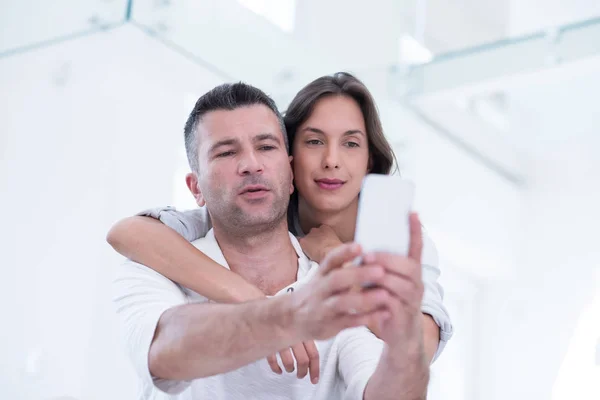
[
  {"left": 211, "top": 220, "right": 299, "bottom": 296},
  {"left": 298, "top": 197, "right": 359, "bottom": 243}
]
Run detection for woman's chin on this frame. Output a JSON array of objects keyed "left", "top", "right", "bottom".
[{"left": 308, "top": 198, "right": 356, "bottom": 215}]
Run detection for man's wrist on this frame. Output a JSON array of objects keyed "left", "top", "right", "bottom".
[
  {"left": 267, "top": 294, "right": 302, "bottom": 346},
  {"left": 386, "top": 314, "right": 427, "bottom": 364}
]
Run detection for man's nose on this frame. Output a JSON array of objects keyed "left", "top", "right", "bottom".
[{"left": 238, "top": 150, "right": 264, "bottom": 175}]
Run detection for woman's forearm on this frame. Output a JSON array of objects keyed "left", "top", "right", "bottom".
[{"left": 106, "top": 216, "right": 264, "bottom": 303}]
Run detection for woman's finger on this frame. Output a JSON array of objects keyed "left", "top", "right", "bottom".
[
  {"left": 279, "top": 348, "right": 295, "bottom": 373},
  {"left": 303, "top": 341, "right": 320, "bottom": 384},
  {"left": 266, "top": 354, "right": 282, "bottom": 374},
  {"left": 291, "top": 343, "right": 309, "bottom": 379}
]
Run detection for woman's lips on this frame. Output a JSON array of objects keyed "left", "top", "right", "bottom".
[{"left": 315, "top": 178, "right": 345, "bottom": 190}]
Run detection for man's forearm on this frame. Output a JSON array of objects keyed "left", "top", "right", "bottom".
[
  {"left": 149, "top": 296, "right": 296, "bottom": 380},
  {"left": 364, "top": 336, "right": 430, "bottom": 400}
]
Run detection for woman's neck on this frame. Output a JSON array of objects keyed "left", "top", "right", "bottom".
[{"left": 297, "top": 197, "right": 359, "bottom": 243}]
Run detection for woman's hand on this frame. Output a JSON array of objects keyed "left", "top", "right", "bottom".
[
  {"left": 266, "top": 341, "right": 321, "bottom": 384},
  {"left": 299, "top": 225, "right": 343, "bottom": 263}
]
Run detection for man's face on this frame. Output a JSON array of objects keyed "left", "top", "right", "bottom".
[{"left": 187, "top": 105, "right": 294, "bottom": 231}]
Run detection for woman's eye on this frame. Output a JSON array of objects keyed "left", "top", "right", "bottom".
[
  {"left": 306, "top": 139, "right": 323, "bottom": 145},
  {"left": 345, "top": 141, "right": 360, "bottom": 148}
]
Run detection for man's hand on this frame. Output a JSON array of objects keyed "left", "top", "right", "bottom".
[
  {"left": 363, "top": 213, "right": 430, "bottom": 400},
  {"left": 299, "top": 225, "right": 343, "bottom": 263},
  {"left": 289, "top": 243, "right": 392, "bottom": 342},
  {"left": 363, "top": 212, "right": 425, "bottom": 350}
]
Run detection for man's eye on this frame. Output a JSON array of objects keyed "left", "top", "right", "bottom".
[
  {"left": 306, "top": 139, "right": 323, "bottom": 145},
  {"left": 260, "top": 145, "right": 276, "bottom": 151},
  {"left": 216, "top": 151, "right": 234, "bottom": 158}
]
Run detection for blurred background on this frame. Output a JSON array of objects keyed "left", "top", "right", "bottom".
[{"left": 1, "top": 0, "right": 599, "bottom": 399}]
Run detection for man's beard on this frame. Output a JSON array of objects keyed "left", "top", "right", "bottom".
[{"left": 207, "top": 176, "right": 291, "bottom": 236}]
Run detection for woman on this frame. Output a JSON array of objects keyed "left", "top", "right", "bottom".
[{"left": 107, "top": 72, "right": 452, "bottom": 382}]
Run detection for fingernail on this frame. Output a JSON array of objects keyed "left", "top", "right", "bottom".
[{"left": 312, "top": 377, "right": 319, "bottom": 384}]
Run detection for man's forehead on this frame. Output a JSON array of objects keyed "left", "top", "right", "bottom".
[{"left": 197, "top": 105, "right": 282, "bottom": 143}]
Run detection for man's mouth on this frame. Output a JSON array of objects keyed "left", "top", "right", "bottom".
[
  {"left": 315, "top": 178, "right": 345, "bottom": 190},
  {"left": 239, "top": 185, "right": 270, "bottom": 198}
]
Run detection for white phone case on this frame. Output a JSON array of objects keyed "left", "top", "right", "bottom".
[{"left": 354, "top": 174, "right": 415, "bottom": 260}]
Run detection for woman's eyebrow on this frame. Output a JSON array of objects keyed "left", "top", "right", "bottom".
[
  {"left": 302, "top": 126, "right": 365, "bottom": 137},
  {"left": 302, "top": 126, "right": 325, "bottom": 134},
  {"left": 343, "top": 129, "right": 365, "bottom": 137}
]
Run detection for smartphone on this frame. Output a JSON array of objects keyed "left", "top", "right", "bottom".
[{"left": 353, "top": 174, "right": 415, "bottom": 264}]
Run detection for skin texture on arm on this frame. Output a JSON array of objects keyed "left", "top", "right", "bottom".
[
  {"left": 149, "top": 244, "right": 391, "bottom": 381},
  {"left": 107, "top": 215, "right": 322, "bottom": 381},
  {"left": 149, "top": 297, "right": 295, "bottom": 380},
  {"left": 107, "top": 216, "right": 264, "bottom": 303}
]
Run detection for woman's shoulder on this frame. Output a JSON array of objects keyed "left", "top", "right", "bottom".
[{"left": 137, "top": 206, "right": 212, "bottom": 242}]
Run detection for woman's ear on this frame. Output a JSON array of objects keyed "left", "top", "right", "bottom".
[
  {"left": 367, "top": 155, "right": 373, "bottom": 173},
  {"left": 185, "top": 173, "right": 206, "bottom": 207}
]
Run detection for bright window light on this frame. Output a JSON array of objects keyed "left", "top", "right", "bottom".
[
  {"left": 398, "top": 34, "right": 433, "bottom": 65},
  {"left": 552, "top": 269, "right": 600, "bottom": 399},
  {"left": 237, "top": 0, "right": 296, "bottom": 33}
]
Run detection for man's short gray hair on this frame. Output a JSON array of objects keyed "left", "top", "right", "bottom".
[{"left": 184, "top": 83, "right": 288, "bottom": 173}]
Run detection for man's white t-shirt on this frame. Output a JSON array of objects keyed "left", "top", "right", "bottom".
[
  {"left": 113, "top": 230, "right": 385, "bottom": 400},
  {"left": 136, "top": 206, "right": 454, "bottom": 361}
]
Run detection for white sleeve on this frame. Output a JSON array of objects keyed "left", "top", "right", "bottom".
[
  {"left": 336, "top": 327, "right": 385, "bottom": 400},
  {"left": 136, "top": 206, "right": 212, "bottom": 242},
  {"left": 112, "top": 260, "right": 192, "bottom": 395},
  {"left": 420, "top": 230, "right": 454, "bottom": 362}
]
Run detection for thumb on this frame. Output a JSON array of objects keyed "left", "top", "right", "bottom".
[{"left": 408, "top": 212, "right": 423, "bottom": 263}]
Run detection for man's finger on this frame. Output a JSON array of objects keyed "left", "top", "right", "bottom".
[
  {"left": 324, "top": 265, "right": 385, "bottom": 294},
  {"left": 291, "top": 344, "right": 309, "bottom": 379},
  {"left": 303, "top": 341, "right": 320, "bottom": 384},
  {"left": 336, "top": 309, "right": 392, "bottom": 331},
  {"left": 368, "top": 253, "right": 421, "bottom": 284},
  {"left": 266, "top": 354, "right": 282, "bottom": 374},
  {"left": 408, "top": 212, "right": 423, "bottom": 263},
  {"left": 279, "top": 348, "right": 295, "bottom": 373},
  {"left": 319, "top": 243, "right": 362, "bottom": 276},
  {"left": 324, "top": 288, "right": 392, "bottom": 315},
  {"left": 369, "top": 271, "right": 423, "bottom": 310}
]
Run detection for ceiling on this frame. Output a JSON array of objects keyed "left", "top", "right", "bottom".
[{"left": 1, "top": 0, "right": 599, "bottom": 186}]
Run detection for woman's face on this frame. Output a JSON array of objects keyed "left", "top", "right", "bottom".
[{"left": 292, "top": 95, "right": 370, "bottom": 213}]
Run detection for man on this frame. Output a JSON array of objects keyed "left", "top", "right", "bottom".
[{"left": 113, "top": 83, "right": 429, "bottom": 399}]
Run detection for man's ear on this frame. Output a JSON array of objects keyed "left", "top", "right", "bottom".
[
  {"left": 288, "top": 156, "right": 295, "bottom": 195},
  {"left": 185, "top": 172, "right": 206, "bottom": 207}
]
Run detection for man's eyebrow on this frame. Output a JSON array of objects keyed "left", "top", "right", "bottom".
[
  {"left": 253, "top": 133, "right": 282, "bottom": 145},
  {"left": 209, "top": 138, "right": 238, "bottom": 153}
]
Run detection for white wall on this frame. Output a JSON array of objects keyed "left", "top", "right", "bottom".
[
  {"left": 0, "top": 24, "right": 224, "bottom": 400},
  {"left": 475, "top": 135, "right": 600, "bottom": 399}
]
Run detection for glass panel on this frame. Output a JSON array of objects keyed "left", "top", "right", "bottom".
[
  {"left": 131, "top": 0, "right": 338, "bottom": 104},
  {"left": 0, "top": 0, "right": 128, "bottom": 56}
]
